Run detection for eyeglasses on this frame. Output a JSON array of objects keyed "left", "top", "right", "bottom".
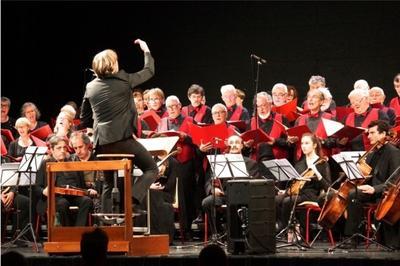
[
  {"left": 212, "top": 111, "right": 226, "bottom": 115},
  {"left": 272, "top": 93, "right": 287, "bottom": 98},
  {"left": 166, "top": 104, "right": 180, "bottom": 110},
  {"left": 350, "top": 97, "right": 366, "bottom": 106},
  {"left": 149, "top": 98, "right": 161, "bottom": 102}
]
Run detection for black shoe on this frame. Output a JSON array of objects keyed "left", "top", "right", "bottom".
[{"left": 184, "top": 231, "right": 193, "bottom": 241}]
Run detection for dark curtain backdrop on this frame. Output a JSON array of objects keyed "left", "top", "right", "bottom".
[{"left": 2, "top": 1, "right": 400, "bottom": 122}]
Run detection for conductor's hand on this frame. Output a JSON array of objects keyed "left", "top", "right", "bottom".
[{"left": 134, "top": 39, "right": 150, "bottom": 53}]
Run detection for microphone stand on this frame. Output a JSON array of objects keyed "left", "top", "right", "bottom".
[{"left": 251, "top": 54, "right": 266, "bottom": 130}]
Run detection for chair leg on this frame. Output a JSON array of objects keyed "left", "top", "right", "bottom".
[
  {"left": 305, "top": 208, "right": 311, "bottom": 245},
  {"left": 327, "top": 229, "right": 335, "bottom": 246}
]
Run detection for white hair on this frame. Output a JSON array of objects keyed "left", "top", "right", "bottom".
[
  {"left": 369, "top": 86, "right": 385, "bottom": 96},
  {"left": 257, "top": 91, "right": 273, "bottom": 103},
  {"left": 165, "top": 95, "right": 181, "bottom": 106},
  {"left": 272, "top": 83, "right": 288, "bottom": 93},
  {"left": 308, "top": 75, "right": 326, "bottom": 86},
  {"left": 354, "top": 79, "right": 370, "bottom": 91},
  {"left": 318, "top": 87, "right": 332, "bottom": 99},
  {"left": 348, "top": 88, "right": 369, "bottom": 99},
  {"left": 220, "top": 84, "right": 236, "bottom": 95},
  {"left": 60, "top": 104, "right": 76, "bottom": 119},
  {"left": 211, "top": 103, "right": 227, "bottom": 113}
]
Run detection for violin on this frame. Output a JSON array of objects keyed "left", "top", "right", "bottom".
[{"left": 287, "top": 157, "right": 326, "bottom": 196}]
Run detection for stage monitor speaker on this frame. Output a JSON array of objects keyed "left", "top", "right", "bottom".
[{"left": 226, "top": 179, "right": 275, "bottom": 254}]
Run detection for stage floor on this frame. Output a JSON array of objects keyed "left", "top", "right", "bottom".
[{"left": 2, "top": 239, "right": 400, "bottom": 266}]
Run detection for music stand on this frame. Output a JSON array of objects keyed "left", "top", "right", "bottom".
[
  {"left": 327, "top": 152, "right": 392, "bottom": 252},
  {"left": 206, "top": 153, "right": 249, "bottom": 245},
  {"left": 1, "top": 146, "right": 47, "bottom": 252},
  {"left": 262, "top": 159, "right": 310, "bottom": 249}
]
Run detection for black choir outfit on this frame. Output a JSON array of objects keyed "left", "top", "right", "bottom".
[
  {"left": 226, "top": 104, "right": 250, "bottom": 132},
  {"left": 344, "top": 142, "right": 400, "bottom": 249},
  {"left": 342, "top": 107, "right": 389, "bottom": 151},
  {"left": 181, "top": 104, "right": 213, "bottom": 125},
  {"left": 80, "top": 51, "right": 158, "bottom": 211}
]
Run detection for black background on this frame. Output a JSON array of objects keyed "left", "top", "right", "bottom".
[{"left": 2, "top": 1, "right": 400, "bottom": 122}]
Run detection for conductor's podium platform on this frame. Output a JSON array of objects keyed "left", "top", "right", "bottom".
[{"left": 43, "top": 160, "right": 169, "bottom": 256}]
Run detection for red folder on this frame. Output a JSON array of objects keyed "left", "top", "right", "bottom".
[
  {"left": 286, "top": 125, "right": 311, "bottom": 139},
  {"left": 335, "top": 106, "right": 353, "bottom": 122},
  {"left": 140, "top": 110, "right": 161, "bottom": 131},
  {"left": 227, "top": 120, "right": 247, "bottom": 131},
  {"left": 30, "top": 135, "right": 47, "bottom": 147},
  {"left": 332, "top": 126, "right": 365, "bottom": 141},
  {"left": 189, "top": 123, "right": 229, "bottom": 149},
  {"left": 272, "top": 99, "right": 300, "bottom": 122},
  {"left": 30, "top": 124, "right": 53, "bottom": 140},
  {"left": 1, "top": 137, "right": 7, "bottom": 156},
  {"left": 240, "top": 128, "right": 273, "bottom": 147},
  {"left": 1, "top": 129, "right": 15, "bottom": 142}
]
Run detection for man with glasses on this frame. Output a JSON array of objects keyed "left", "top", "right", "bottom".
[
  {"left": 342, "top": 89, "right": 389, "bottom": 151},
  {"left": 156, "top": 95, "right": 196, "bottom": 240},
  {"left": 272, "top": 83, "right": 289, "bottom": 108}
]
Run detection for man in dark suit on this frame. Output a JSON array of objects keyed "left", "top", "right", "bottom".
[
  {"left": 79, "top": 39, "right": 158, "bottom": 211},
  {"left": 202, "top": 135, "right": 262, "bottom": 235},
  {"left": 344, "top": 120, "right": 400, "bottom": 249}
]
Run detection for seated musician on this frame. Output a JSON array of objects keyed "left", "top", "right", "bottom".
[
  {"left": 202, "top": 135, "right": 262, "bottom": 236},
  {"left": 36, "top": 135, "right": 93, "bottom": 226},
  {"left": 275, "top": 133, "right": 331, "bottom": 238},
  {"left": 343, "top": 120, "right": 400, "bottom": 249},
  {"left": 69, "top": 132, "right": 99, "bottom": 210}
]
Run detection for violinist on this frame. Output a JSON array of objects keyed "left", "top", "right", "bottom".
[
  {"left": 275, "top": 133, "right": 331, "bottom": 237},
  {"left": 36, "top": 135, "right": 93, "bottom": 226},
  {"left": 343, "top": 120, "right": 400, "bottom": 249},
  {"left": 202, "top": 135, "right": 262, "bottom": 236}
]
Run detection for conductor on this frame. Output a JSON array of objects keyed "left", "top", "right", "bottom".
[{"left": 79, "top": 39, "right": 158, "bottom": 211}]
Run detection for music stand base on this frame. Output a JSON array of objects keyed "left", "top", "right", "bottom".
[
  {"left": 328, "top": 233, "right": 393, "bottom": 252},
  {"left": 2, "top": 222, "right": 39, "bottom": 252},
  {"left": 276, "top": 224, "right": 310, "bottom": 250}
]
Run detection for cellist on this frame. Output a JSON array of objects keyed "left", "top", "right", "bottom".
[{"left": 343, "top": 120, "right": 400, "bottom": 249}]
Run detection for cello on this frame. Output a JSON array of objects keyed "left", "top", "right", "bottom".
[
  {"left": 317, "top": 141, "right": 380, "bottom": 229},
  {"left": 375, "top": 166, "right": 400, "bottom": 225}
]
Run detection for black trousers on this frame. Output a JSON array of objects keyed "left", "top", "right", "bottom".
[
  {"left": 56, "top": 195, "right": 93, "bottom": 226},
  {"left": 97, "top": 138, "right": 158, "bottom": 213},
  {"left": 177, "top": 160, "right": 196, "bottom": 233},
  {"left": 202, "top": 194, "right": 225, "bottom": 235}
]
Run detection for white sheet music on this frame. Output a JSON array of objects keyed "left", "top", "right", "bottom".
[
  {"left": 18, "top": 146, "right": 48, "bottom": 173},
  {"left": 332, "top": 153, "right": 364, "bottom": 180},
  {"left": 1, "top": 163, "right": 37, "bottom": 186},
  {"left": 207, "top": 154, "right": 249, "bottom": 178}
]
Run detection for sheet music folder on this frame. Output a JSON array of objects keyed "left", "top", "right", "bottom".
[
  {"left": 262, "top": 158, "right": 301, "bottom": 182},
  {"left": 206, "top": 154, "right": 249, "bottom": 179}
]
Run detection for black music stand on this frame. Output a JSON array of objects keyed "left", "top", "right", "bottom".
[
  {"left": 1, "top": 146, "right": 47, "bottom": 252},
  {"left": 206, "top": 153, "right": 249, "bottom": 245},
  {"left": 262, "top": 159, "right": 310, "bottom": 249},
  {"left": 326, "top": 153, "right": 392, "bottom": 252}
]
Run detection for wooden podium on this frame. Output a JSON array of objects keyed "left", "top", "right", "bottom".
[{"left": 43, "top": 160, "right": 169, "bottom": 255}]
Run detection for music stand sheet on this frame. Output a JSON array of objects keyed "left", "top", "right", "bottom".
[
  {"left": 336, "top": 151, "right": 365, "bottom": 163},
  {"left": 332, "top": 153, "right": 364, "bottom": 180},
  {"left": 18, "top": 146, "right": 47, "bottom": 173},
  {"left": 1, "top": 163, "right": 37, "bottom": 186},
  {"left": 262, "top": 159, "right": 301, "bottom": 182},
  {"left": 207, "top": 154, "right": 249, "bottom": 179}
]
